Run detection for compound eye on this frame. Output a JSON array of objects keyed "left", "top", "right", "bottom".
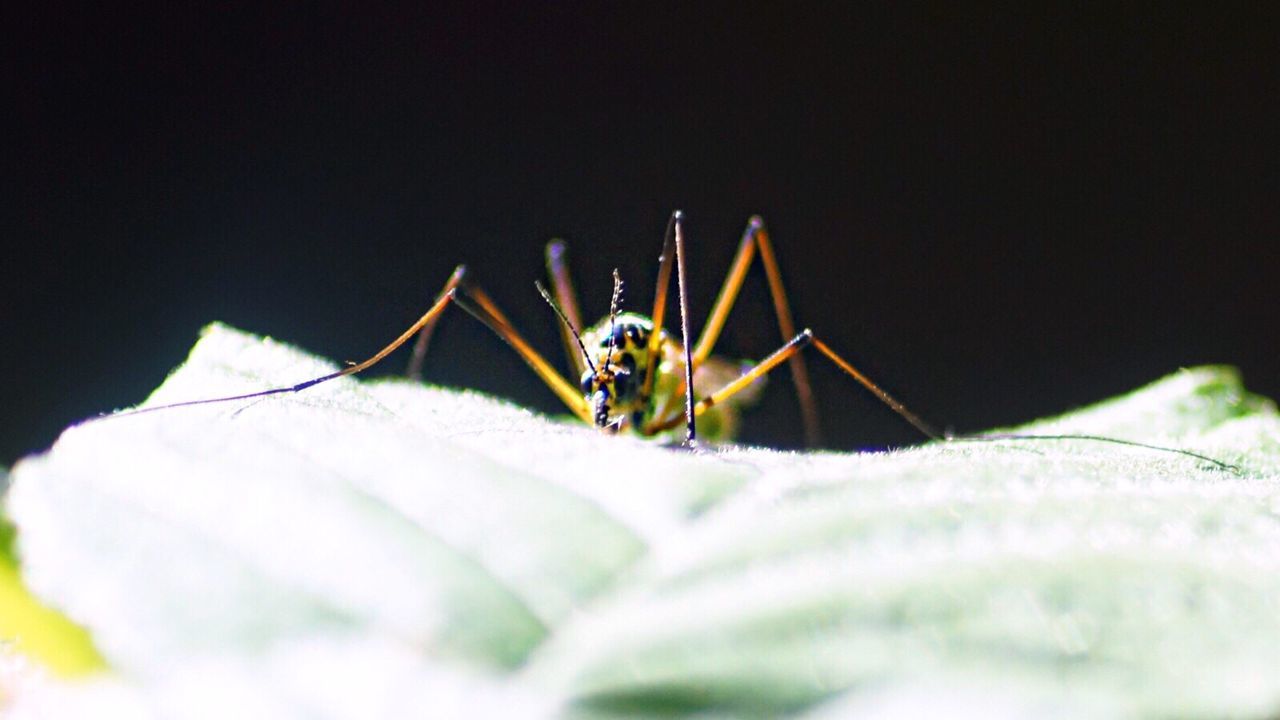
[
  {"left": 600, "top": 324, "right": 628, "bottom": 349},
  {"left": 579, "top": 370, "right": 595, "bottom": 394}
]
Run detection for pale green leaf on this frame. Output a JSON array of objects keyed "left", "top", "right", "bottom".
[{"left": 6, "top": 323, "right": 1280, "bottom": 719}]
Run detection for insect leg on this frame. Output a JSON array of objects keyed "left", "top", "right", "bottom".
[
  {"left": 640, "top": 211, "right": 680, "bottom": 403},
  {"left": 111, "top": 273, "right": 591, "bottom": 424},
  {"left": 644, "top": 330, "right": 815, "bottom": 435},
  {"left": 112, "top": 288, "right": 458, "bottom": 418},
  {"left": 808, "top": 336, "right": 939, "bottom": 440},
  {"left": 448, "top": 288, "right": 593, "bottom": 424},
  {"left": 644, "top": 330, "right": 938, "bottom": 440},
  {"left": 405, "top": 265, "right": 514, "bottom": 381},
  {"left": 689, "top": 216, "right": 820, "bottom": 446},
  {"left": 634, "top": 211, "right": 698, "bottom": 444},
  {"left": 673, "top": 212, "right": 697, "bottom": 444},
  {"left": 544, "top": 240, "right": 588, "bottom": 376}
]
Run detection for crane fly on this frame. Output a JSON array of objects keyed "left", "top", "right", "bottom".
[{"left": 108, "top": 211, "right": 1240, "bottom": 473}]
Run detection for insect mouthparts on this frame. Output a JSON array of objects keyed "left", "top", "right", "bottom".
[{"left": 592, "top": 389, "right": 612, "bottom": 427}]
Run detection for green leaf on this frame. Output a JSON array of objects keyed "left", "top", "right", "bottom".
[
  {"left": 1, "top": 468, "right": 106, "bottom": 695},
  {"left": 6, "top": 323, "right": 1280, "bottom": 718},
  {"left": 1, "top": 475, "right": 14, "bottom": 564}
]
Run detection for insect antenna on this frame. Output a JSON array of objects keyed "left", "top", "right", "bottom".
[
  {"left": 605, "top": 269, "right": 624, "bottom": 368},
  {"left": 536, "top": 280, "right": 596, "bottom": 374}
]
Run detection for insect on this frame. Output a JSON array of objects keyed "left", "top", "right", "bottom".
[{"left": 116, "top": 211, "right": 1239, "bottom": 472}]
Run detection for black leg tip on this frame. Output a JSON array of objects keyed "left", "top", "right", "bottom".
[{"left": 661, "top": 437, "right": 701, "bottom": 453}]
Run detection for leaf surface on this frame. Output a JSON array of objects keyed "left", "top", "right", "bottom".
[{"left": 7, "top": 324, "right": 1280, "bottom": 718}]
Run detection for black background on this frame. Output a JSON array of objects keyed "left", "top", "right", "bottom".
[{"left": 5, "top": 5, "right": 1277, "bottom": 463}]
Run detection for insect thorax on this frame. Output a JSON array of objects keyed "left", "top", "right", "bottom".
[
  {"left": 579, "top": 312, "right": 660, "bottom": 422},
  {"left": 578, "top": 311, "right": 764, "bottom": 439}
]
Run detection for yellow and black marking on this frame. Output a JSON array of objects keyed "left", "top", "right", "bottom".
[
  {"left": 579, "top": 312, "right": 661, "bottom": 430},
  {"left": 572, "top": 310, "right": 768, "bottom": 441}
]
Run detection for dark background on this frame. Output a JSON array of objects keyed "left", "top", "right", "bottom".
[{"left": 4, "top": 5, "right": 1277, "bottom": 463}]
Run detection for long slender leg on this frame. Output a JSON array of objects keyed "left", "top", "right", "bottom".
[
  {"left": 116, "top": 277, "right": 592, "bottom": 424},
  {"left": 545, "top": 240, "right": 587, "bottom": 376},
  {"left": 673, "top": 213, "right": 698, "bottom": 444},
  {"left": 751, "top": 219, "right": 820, "bottom": 444},
  {"left": 118, "top": 290, "right": 457, "bottom": 417},
  {"left": 444, "top": 287, "right": 592, "bottom": 423},
  {"left": 406, "top": 265, "right": 465, "bottom": 380},
  {"left": 808, "top": 337, "right": 938, "bottom": 439},
  {"left": 644, "top": 330, "right": 812, "bottom": 435},
  {"left": 406, "top": 265, "right": 515, "bottom": 380},
  {"left": 689, "top": 216, "right": 821, "bottom": 446},
  {"left": 645, "top": 330, "right": 938, "bottom": 440},
  {"left": 644, "top": 336, "right": 1241, "bottom": 470},
  {"left": 640, "top": 211, "right": 680, "bottom": 403}
]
